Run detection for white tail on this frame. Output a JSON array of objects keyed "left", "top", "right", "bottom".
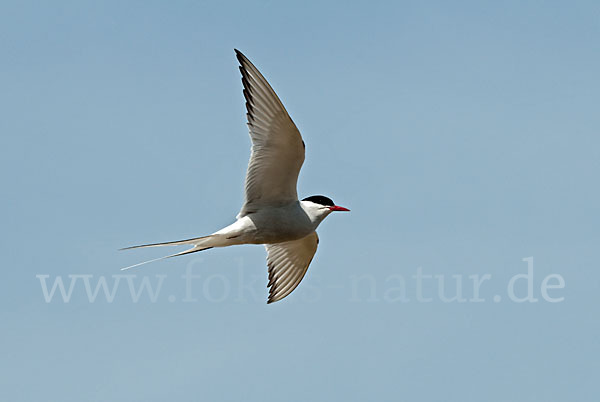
[
  {"left": 120, "top": 235, "right": 217, "bottom": 271},
  {"left": 120, "top": 235, "right": 213, "bottom": 250}
]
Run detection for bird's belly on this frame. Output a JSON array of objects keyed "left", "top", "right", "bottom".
[
  {"left": 255, "top": 226, "right": 313, "bottom": 244},
  {"left": 245, "top": 205, "right": 315, "bottom": 244}
]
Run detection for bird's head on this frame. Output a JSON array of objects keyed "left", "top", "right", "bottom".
[{"left": 301, "top": 195, "right": 350, "bottom": 223}]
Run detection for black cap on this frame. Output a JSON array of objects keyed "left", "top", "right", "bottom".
[{"left": 302, "top": 195, "right": 335, "bottom": 206}]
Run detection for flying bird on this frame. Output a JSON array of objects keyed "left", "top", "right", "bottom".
[{"left": 122, "top": 49, "right": 349, "bottom": 303}]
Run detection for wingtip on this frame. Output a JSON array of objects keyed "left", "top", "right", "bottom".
[
  {"left": 266, "top": 295, "right": 283, "bottom": 304},
  {"left": 234, "top": 49, "right": 248, "bottom": 64}
]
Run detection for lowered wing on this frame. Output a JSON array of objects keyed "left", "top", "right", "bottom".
[{"left": 265, "top": 231, "right": 319, "bottom": 303}]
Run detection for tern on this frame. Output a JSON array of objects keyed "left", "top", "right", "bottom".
[{"left": 122, "top": 49, "right": 349, "bottom": 303}]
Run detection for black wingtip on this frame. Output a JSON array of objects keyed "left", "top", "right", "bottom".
[{"left": 234, "top": 48, "right": 245, "bottom": 62}]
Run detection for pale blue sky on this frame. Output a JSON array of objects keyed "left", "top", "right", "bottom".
[{"left": 1, "top": 1, "right": 599, "bottom": 401}]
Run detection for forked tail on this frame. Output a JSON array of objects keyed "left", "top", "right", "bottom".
[{"left": 120, "top": 235, "right": 217, "bottom": 271}]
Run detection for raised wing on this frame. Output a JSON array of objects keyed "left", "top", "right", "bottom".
[
  {"left": 265, "top": 232, "right": 319, "bottom": 304},
  {"left": 235, "top": 49, "right": 305, "bottom": 217}
]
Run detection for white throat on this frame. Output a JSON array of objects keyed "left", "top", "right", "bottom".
[{"left": 300, "top": 200, "right": 332, "bottom": 225}]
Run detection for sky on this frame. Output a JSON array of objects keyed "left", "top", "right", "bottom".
[{"left": 1, "top": 1, "right": 599, "bottom": 401}]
